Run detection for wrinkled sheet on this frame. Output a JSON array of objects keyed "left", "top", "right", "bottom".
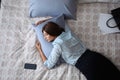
[{"left": 0, "top": 0, "right": 120, "bottom": 80}]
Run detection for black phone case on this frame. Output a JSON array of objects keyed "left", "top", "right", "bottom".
[{"left": 24, "top": 63, "right": 37, "bottom": 70}]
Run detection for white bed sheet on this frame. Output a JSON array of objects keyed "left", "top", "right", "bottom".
[{"left": 0, "top": 0, "right": 120, "bottom": 80}]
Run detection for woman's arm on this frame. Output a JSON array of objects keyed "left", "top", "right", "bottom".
[
  {"left": 36, "top": 41, "right": 47, "bottom": 62},
  {"left": 36, "top": 40, "right": 61, "bottom": 69},
  {"left": 35, "top": 20, "right": 46, "bottom": 26},
  {"left": 35, "top": 17, "right": 52, "bottom": 26}
]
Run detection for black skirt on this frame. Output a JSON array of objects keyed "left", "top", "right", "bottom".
[{"left": 75, "top": 49, "right": 120, "bottom": 80}]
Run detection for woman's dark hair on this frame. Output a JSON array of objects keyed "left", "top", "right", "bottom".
[{"left": 42, "top": 22, "right": 65, "bottom": 36}]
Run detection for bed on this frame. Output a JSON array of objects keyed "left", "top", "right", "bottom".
[{"left": 0, "top": 0, "right": 120, "bottom": 80}]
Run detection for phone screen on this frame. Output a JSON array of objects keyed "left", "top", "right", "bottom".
[{"left": 24, "top": 63, "right": 37, "bottom": 70}]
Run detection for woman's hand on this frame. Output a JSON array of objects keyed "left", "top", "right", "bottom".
[
  {"left": 35, "top": 17, "right": 52, "bottom": 26},
  {"left": 35, "top": 40, "right": 42, "bottom": 51},
  {"left": 35, "top": 20, "right": 46, "bottom": 26},
  {"left": 35, "top": 40, "right": 47, "bottom": 62}
]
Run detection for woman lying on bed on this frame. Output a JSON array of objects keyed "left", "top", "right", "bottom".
[{"left": 35, "top": 20, "right": 120, "bottom": 80}]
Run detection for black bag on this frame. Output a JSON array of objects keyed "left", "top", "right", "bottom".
[{"left": 106, "top": 7, "right": 120, "bottom": 30}]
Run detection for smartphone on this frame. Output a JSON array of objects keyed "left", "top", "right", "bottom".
[{"left": 24, "top": 63, "right": 37, "bottom": 70}]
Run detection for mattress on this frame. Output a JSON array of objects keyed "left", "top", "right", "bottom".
[{"left": 0, "top": 0, "right": 120, "bottom": 80}]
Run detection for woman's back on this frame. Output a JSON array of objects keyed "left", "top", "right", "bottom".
[{"left": 52, "top": 31, "right": 86, "bottom": 65}]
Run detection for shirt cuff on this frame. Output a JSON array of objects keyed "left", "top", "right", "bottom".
[{"left": 44, "top": 60, "right": 53, "bottom": 69}]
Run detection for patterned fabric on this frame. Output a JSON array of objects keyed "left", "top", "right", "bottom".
[
  {"left": 79, "top": 0, "right": 120, "bottom": 3},
  {"left": 0, "top": 0, "right": 120, "bottom": 80}
]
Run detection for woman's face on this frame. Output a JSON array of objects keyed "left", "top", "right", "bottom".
[{"left": 43, "top": 31, "right": 56, "bottom": 42}]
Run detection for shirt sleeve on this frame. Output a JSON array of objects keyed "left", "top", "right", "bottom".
[{"left": 44, "top": 44, "right": 61, "bottom": 69}]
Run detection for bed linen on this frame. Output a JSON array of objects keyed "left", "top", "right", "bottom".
[
  {"left": 0, "top": 0, "right": 120, "bottom": 80},
  {"left": 79, "top": 0, "right": 120, "bottom": 3},
  {"left": 29, "top": 0, "right": 77, "bottom": 19}
]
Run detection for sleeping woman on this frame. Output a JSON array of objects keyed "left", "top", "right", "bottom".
[{"left": 35, "top": 20, "right": 120, "bottom": 80}]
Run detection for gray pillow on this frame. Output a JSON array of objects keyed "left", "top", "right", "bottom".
[
  {"left": 32, "top": 14, "right": 65, "bottom": 58},
  {"left": 29, "top": 0, "right": 77, "bottom": 19}
]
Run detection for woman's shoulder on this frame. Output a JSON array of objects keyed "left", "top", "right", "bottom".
[
  {"left": 52, "top": 36, "right": 63, "bottom": 45},
  {"left": 53, "top": 31, "right": 73, "bottom": 45},
  {"left": 60, "top": 31, "right": 74, "bottom": 39}
]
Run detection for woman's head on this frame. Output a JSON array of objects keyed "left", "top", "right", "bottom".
[{"left": 42, "top": 22, "right": 64, "bottom": 42}]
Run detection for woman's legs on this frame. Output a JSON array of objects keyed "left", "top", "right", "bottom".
[{"left": 75, "top": 49, "right": 120, "bottom": 80}]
